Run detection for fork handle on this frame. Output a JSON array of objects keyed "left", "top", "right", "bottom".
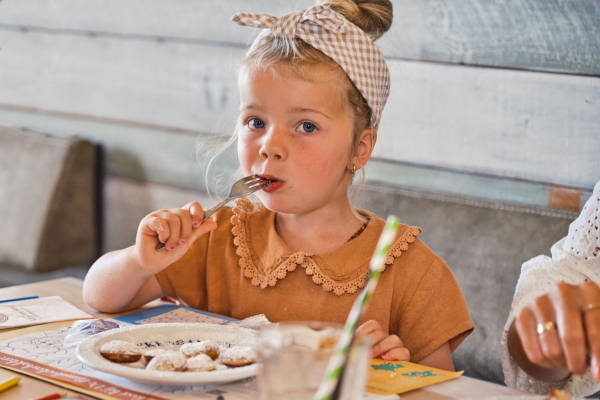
[
  {"left": 154, "top": 197, "right": 232, "bottom": 251},
  {"left": 201, "top": 197, "right": 232, "bottom": 221}
]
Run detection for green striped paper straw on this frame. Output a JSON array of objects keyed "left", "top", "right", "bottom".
[{"left": 313, "top": 216, "right": 400, "bottom": 400}]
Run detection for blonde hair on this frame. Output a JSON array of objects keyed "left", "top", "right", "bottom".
[
  {"left": 204, "top": 0, "right": 393, "bottom": 197},
  {"left": 324, "top": 0, "right": 393, "bottom": 41}
]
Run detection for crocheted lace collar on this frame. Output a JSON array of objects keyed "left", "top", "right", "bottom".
[{"left": 231, "top": 199, "right": 422, "bottom": 296}]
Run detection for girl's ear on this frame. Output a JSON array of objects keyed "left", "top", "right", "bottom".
[{"left": 354, "top": 128, "right": 377, "bottom": 168}]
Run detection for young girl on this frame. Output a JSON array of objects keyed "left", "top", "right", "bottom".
[{"left": 83, "top": 0, "right": 473, "bottom": 371}]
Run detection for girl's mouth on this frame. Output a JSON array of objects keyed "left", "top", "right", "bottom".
[{"left": 258, "top": 175, "right": 284, "bottom": 193}]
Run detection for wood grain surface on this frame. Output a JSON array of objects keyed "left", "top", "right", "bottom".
[
  {"left": 0, "top": 0, "right": 597, "bottom": 203},
  {"left": 0, "top": 278, "right": 528, "bottom": 399},
  {"left": 1, "top": 0, "right": 598, "bottom": 75}
]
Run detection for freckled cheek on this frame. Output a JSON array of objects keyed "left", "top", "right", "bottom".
[
  {"left": 296, "top": 151, "right": 347, "bottom": 182},
  {"left": 237, "top": 137, "right": 256, "bottom": 174}
]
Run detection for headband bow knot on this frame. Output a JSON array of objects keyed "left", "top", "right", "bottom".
[
  {"left": 233, "top": 4, "right": 390, "bottom": 129},
  {"left": 232, "top": 6, "right": 347, "bottom": 37},
  {"left": 302, "top": 5, "right": 348, "bottom": 34},
  {"left": 270, "top": 11, "right": 303, "bottom": 37}
]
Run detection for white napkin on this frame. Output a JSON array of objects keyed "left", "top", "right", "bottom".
[{"left": 229, "top": 313, "right": 272, "bottom": 329}]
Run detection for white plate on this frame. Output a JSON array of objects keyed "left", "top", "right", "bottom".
[{"left": 76, "top": 322, "right": 259, "bottom": 385}]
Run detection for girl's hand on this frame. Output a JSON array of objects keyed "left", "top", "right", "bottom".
[
  {"left": 133, "top": 201, "right": 217, "bottom": 273},
  {"left": 355, "top": 320, "right": 410, "bottom": 361},
  {"left": 513, "top": 281, "right": 600, "bottom": 380}
]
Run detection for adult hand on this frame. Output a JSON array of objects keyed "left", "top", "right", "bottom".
[
  {"left": 355, "top": 320, "right": 410, "bottom": 361},
  {"left": 512, "top": 281, "right": 600, "bottom": 380},
  {"left": 133, "top": 201, "right": 217, "bottom": 273}
]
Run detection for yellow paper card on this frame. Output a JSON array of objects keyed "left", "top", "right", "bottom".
[{"left": 366, "top": 359, "right": 463, "bottom": 395}]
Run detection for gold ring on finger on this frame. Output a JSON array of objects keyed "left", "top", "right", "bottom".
[
  {"left": 536, "top": 321, "right": 555, "bottom": 335},
  {"left": 584, "top": 303, "right": 600, "bottom": 313}
]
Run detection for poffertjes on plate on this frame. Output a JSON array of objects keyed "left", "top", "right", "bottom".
[{"left": 99, "top": 338, "right": 256, "bottom": 372}]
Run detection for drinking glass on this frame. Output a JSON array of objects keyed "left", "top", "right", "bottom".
[{"left": 256, "top": 321, "right": 370, "bottom": 400}]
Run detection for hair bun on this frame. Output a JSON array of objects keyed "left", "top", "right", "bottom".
[{"left": 320, "top": 0, "right": 393, "bottom": 40}]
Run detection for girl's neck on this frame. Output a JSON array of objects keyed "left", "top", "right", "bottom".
[{"left": 274, "top": 201, "right": 368, "bottom": 254}]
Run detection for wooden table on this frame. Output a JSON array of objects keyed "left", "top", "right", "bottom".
[
  {"left": 0, "top": 278, "right": 102, "bottom": 399},
  {"left": 0, "top": 277, "right": 527, "bottom": 399}
]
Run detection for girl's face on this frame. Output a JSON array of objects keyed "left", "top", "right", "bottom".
[{"left": 237, "top": 63, "right": 356, "bottom": 215}]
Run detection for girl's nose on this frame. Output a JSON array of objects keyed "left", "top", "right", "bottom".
[{"left": 259, "top": 126, "right": 287, "bottom": 161}]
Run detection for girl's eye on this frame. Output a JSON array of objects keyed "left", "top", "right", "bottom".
[
  {"left": 248, "top": 118, "right": 265, "bottom": 129},
  {"left": 298, "top": 121, "right": 317, "bottom": 134}
]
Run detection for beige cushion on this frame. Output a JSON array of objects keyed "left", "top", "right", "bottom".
[{"left": 0, "top": 126, "right": 98, "bottom": 271}]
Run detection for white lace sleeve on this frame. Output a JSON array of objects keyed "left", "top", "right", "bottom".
[
  {"left": 564, "top": 181, "right": 600, "bottom": 262},
  {"left": 500, "top": 251, "right": 596, "bottom": 396},
  {"left": 501, "top": 180, "right": 600, "bottom": 397}
]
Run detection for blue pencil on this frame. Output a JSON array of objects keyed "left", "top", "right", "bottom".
[{"left": 0, "top": 296, "right": 39, "bottom": 304}]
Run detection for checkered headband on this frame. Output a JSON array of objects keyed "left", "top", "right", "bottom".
[{"left": 232, "top": 4, "right": 390, "bottom": 129}]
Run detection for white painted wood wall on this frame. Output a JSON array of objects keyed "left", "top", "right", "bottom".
[{"left": 1, "top": 0, "right": 599, "bottom": 202}]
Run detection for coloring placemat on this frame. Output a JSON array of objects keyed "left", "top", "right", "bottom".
[
  {"left": 0, "top": 324, "right": 257, "bottom": 400},
  {"left": 367, "top": 359, "right": 463, "bottom": 395},
  {"left": 0, "top": 306, "right": 252, "bottom": 400},
  {"left": 0, "top": 307, "right": 401, "bottom": 399},
  {"left": 113, "top": 305, "right": 237, "bottom": 325}
]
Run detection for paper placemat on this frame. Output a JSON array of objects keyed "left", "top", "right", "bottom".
[
  {"left": 0, "top": 324, "right": 257, "bottom": 400},
  {"left": 114, "top": 305, "right": 237, "bottom": 325},
  {"left": 367, "top": 359, "right": 463, "bottom": 395},
  {"left": 0, "top": 296, "right": 92, "bottom": 329},
  {"left": 0, "top": 305, "right": 435, "bottom": 399},
  {"left": 0, "top": 351, "right": 168, "bottom": 400}
]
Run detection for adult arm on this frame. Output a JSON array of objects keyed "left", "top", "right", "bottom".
[{"left": 501, "top": 246, "right": 600, "bottom": 396}]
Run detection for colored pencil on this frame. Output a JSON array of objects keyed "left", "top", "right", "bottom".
[
  {"left": 33, "top": 392, "right": 66, "bottom": 400},
  {"left": 0, "top": 375, "right": 19, "bottom": 392},
  {"left": 0, "top": 296, "right": 39, "bottom": 303}
]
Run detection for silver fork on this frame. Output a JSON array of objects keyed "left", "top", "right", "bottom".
[{"left": 155, "top": 175, "right": 270, "bottom": 250}]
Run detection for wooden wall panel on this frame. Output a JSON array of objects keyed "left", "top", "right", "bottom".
[
  {"left": 1, "top": 29, "right": 597, "bottom": 189},
  {"left": 0, "top": 29, "right": 241, "bottom": 135},
  {"left": 0, "top": 104, "right": 594, "bottom": 210},
  {"left": 1, "top": 0, "right": 599, "bottom": 75},
  {"left": 388, "top": 0, "right": 600, "bottom": 76},
  {"left": 0, "top": 0, "right": 309, "bottom": 47},
  {"left": 376, "top": 60, "right": 600, "bottom": 189}
]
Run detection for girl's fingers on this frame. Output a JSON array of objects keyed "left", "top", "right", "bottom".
[
  {"left": 140, "top": 202, "right": 214, "bottom": 253},
  {"left": 515, "top": 306, "right": 553, "bottom": 369},
  {"left": 188, "top": 219, "right": 217, "bottom": 242},
  {"left": 532, "top": 295, "right": 566, "bottom": 368},
  {"left": 146, "top": 215, "right": 170, "bottom": 244},
  {"left": 551, "top": 282, "right": 587, "bottom": 374},
  {"left": 356, "top": 320, "right": 390, "bottom": 358},
  {"left": 172, "top": 208, "right": 193, "bottom": 244},
  {"left": 371, "top": 334, "right": 404, "bottom": 359},
  {"left": 381, "top": 346, "right": 410, "bottom": 361},
  {"left": 184, "top": 201, "right": 205, "bottom": 227},
  {"left": 582, "top": 281, "right": 600, "bottom": 379},
  {"left": 368, "top": 329, "right": 388, "bottom": 354},
  {"left": 161, "top": 211, "right": 182, "bottom": 250},
  {"left": 355, "top": 320, "right": 381, "bottom": 341}
]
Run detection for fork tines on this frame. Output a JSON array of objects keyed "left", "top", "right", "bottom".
[{"left": 247, "top": 175, "right": 271, "bottom": 189}]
